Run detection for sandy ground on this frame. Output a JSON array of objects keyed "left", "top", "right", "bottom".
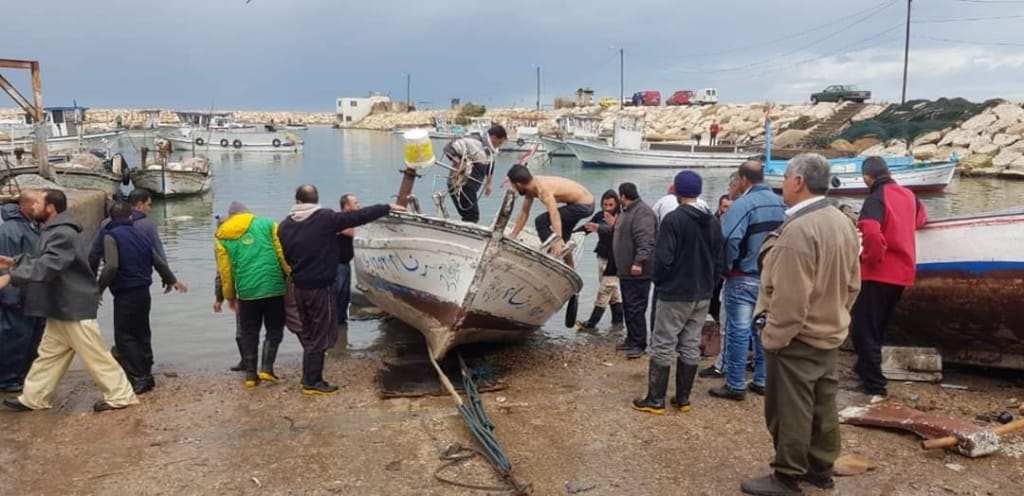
[{"left": 2, "top": 326, "right": 1023, "bottom": 496}]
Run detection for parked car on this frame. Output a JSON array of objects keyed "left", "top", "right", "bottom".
[
  {"left": 810, "top": 85, "right": 871, "bottom": 104},
  {"left": 599, "top": 96, "right": 619, "bottom": 108},
  {"left": 666, "top": 88, "right": 718, "bottom": 106},
  {"left": 632, "top": 90, "right": 661, "bottom": 107}
]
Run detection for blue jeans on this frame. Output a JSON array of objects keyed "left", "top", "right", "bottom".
[
  {"left": 335, "top": 263, "right": 351, "bottom": 324},
  {"left": 723, "top": 276, "right": 765, "bottom": 391}
]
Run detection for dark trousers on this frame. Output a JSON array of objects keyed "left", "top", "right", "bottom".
[
  {"left": 450, "top": 164, "right": 488, "bottom": 223},
  {"left": 0, "top": 309, "right": 44, "bottom": 388},
  {"left": 335, "top": 263, "right": 351, "bottom": 325},
  {"left": 293, "top": 286, "right": 337, "bottom": 386},
  {"left": 709, "top": 134, "right": 718, "bottom": 146},
  {"left": 620, "top": 278, "right": 651, "bottom": 350},
  {"left": 112, "top": 286, "right": 153, "bottom": 380},
  {"left": 765, "top": 340, "right": 840, "bottom": 478},
  {"left": 851, "top": 281, "right": 905, "bottom": 393},
  {"left": 237, "top": 296, "right": 285, "bottom": 374}
]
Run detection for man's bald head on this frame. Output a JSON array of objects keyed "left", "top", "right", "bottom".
[
  {"left": 295, "top": 184, "right": 319, "bottom": 204},
  {"left": 738, "top": 160, "right": 765, "bottom": 184}
]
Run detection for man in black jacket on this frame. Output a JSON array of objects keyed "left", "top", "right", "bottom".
[
  {"left": 632, "top": 171, "right": 723, "bottom": 415},
  {"left": 575, "top": 190, "right": 624, "bottom": 331},
  {"left": 0, "top": 193, "right": 45, "bottom": 393},
  {"left": 278, "top": 185, "right": 402, "bottom": 395},
  {"left": 612, "top": 182, "right": 658, "bottom": 359},
  {"left": 0, "top": 189, "right": 138, "bottom": 413}
]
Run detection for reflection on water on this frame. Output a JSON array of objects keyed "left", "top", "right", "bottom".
[{"left": 96, "top": 128, "right": 1024, "bottom": 367}]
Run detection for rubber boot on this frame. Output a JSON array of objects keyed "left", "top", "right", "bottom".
[
  {"left": 258, "top": 341, "right": 280, "bottom": 383},
  {"left": 631, "top": 360, "right": 669, "bottom": 415},
  {"left": 230, "top": 336, "right": 245, "bottom": 372},
  {"left": 609, "top": 303, "right": 624, "bottom": 330},
  {"left": 301, "top": 351, "right": 338, "bottom": 395},
  {"left": 670, "top": 360, "right": 699, "bottom": 413},
  {"left": 574, "top": 307, "right": 605, "bottom": 332},
  {"left": 243, "top": 355, "right": 259, "bottom": 388}
]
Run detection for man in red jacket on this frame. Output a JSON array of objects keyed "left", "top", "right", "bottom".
[{"left": 851, "top": 156, "right": 927, "bottom": 396}]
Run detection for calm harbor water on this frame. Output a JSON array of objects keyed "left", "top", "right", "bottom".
[{"left": 95, "top": 127, "right": 1024, "bottom": 369}]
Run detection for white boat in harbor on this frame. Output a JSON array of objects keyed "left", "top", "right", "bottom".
[
  {"left": 130, "top": 156, "right": 212, "bottom": 197},
  {"left": 543, "top": 115, "right": 604, "bottom": 158},
  {"left": 428, "top": 117, "right": 466, "bottom": 139},
  {"left": 354, "top": 190, "right": 582, "bottom": 358},
  {"left": 888, "top": 209, "right": 1024, "bottom": 370},
  {"left": 165, "top": 111, "right": 302, "bottom": 153},
  {"left": 502, "top": 118, "right": 546, "bottom": 154},
  {"left": 0, "top": 106, "right": 123, "bottom": 154},
  {"left": 565, "top": 114, "right": 751, "bottom": 168}
]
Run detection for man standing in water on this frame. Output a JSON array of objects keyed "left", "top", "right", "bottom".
[
  {"left": 335, "top": 194, "right": 359, "bottom": 326},
  {"left": 278, "top": 185, "right": 402, "bottom": 395},
  {"left": 506, "top": 164, "right": 594, "bottom": 267},
  {"left": 1, "top": 189, "right": 138, "bottom": 413},
  {"left": 443, "top": 125, "right": 507, "bottom": 223}
]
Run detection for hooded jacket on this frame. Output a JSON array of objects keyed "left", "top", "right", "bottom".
[
  {"left": 215, "top": 213, "right": 290, "bottom": 301},
  {"left": 10, "top": 211, "right": 100, "bottom": 321},
  {"left": 653, "top": 202, "right": 724, "bottom": 302},
  {"left": 278, "top": 203, "right": 390, "bottom": 289},
  {"left": 0, "top": 204, "right": 40, "bottom": 309},
  {"left": 89, "top": 209, "right": 166, "bottom": 271}
]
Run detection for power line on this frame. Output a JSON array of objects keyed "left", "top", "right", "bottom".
[
  {"left": 913, "top": 14, "right": 1024, "bottom": 23},
  {"left": 950, "top": 0, "right": 1024, "bottom": 4},
  {"left": 915, "top": 34, "right": 1024, "bottom": 46}
]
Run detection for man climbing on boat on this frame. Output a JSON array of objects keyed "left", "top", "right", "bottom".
[
  {"left": 443, "top": 125, "right": 507, "bottom": 223},
  {"left": 506, "top": 164, "right": 594, "bottom": 268}
]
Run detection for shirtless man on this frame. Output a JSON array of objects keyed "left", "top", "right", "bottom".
[{"left": 507, "top": 164, "right": 594, "bottom": 267}]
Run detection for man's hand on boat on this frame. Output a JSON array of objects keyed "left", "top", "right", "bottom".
[
  {"left": 485, "top": 182, "right": 493, "bottom": 197},
  {"left": 388, "top": 204, "right": 407, "bottom": 213},
  {"left": 550, "top": 238, "right": 566, "bottom": 255}
]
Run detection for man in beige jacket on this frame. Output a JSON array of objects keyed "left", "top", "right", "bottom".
[{"left": 740, "top": 154, "right": 861, "bottom": 496}]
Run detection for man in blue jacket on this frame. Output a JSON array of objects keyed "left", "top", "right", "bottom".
[
  {"left": 710, "top": 160, "right": 786, "bottom": 401},
  {"left": 0, "top": 192, "right": 45, "bottom": 393}
]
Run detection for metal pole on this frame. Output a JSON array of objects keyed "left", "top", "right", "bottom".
[
  {"left": 619, "top": 48, "right": 624, "bottom": 110},
  {"left": 901, "top": 0, "right": 912, "bottom": 105},
  {"left": 535, "top": 66, "right": 540, "bottom": 111},
  {"left": 406, "top": 73, "right": 411, "bottom": 111}
]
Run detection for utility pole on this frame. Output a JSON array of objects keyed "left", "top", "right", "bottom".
[
  {"left": 901, "top": 0, "right": 912, "bottom": 104},
  {"left": 405, "top": 73, "right": 411, "bottom": 112},
  {"left": 619, "top": 48, "right": 624, "bottom": 110},
  {"left": 535, "top": 65, "right": 541, "bottom": 111}
]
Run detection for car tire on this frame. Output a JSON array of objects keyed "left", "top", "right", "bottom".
[
  {"left": 811, "top": 97, "right": 818, "bottom": 104},
  {"left": 837, "top": 96, "right": 845, "bottom": 103}
]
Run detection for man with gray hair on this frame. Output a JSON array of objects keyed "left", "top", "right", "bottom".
[
  {"left": 741, "top": 154, "right": 861, "bottom": 496},
  {"left": 850, "top": 156, "right": 927, "bottom": 397}
]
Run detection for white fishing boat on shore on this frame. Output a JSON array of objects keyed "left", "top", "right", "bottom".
[
  {"left": 565, "top": 114, "right": 751, "bottom": 168},
  {"left": 0, "top": 106, "right": 122, "bottom": 154},
  {"left": 354, "top": 140, "right": 582, "bottom": 358}
]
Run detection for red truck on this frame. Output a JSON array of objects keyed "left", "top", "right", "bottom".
[{"left": 630, "top": 90, "right": 661, "bottom": 107}]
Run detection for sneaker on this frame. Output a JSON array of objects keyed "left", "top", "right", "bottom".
[
  {"left": 698, "top": 366, "right": 724, "bottom": 379},
  {"left": 2, "top": 398, "right": 32, "bottom": 412},
  {"left": 93, "top": 400, "right": 127, "bottom": 413},
  {"left": 615, "top": 342, "right": 635, "bottom": 351},
  {"left": 708, "top": 386, "right": 746, "bottom": 401},
  {"left": 301, "top": 382, "right": 339, "bottom": 395},
  {"left": 747, "top": 382, "right": 766, "bottom": 396},
  {"left": 625, "top": 348, "right": 645, "bottom": 360}
]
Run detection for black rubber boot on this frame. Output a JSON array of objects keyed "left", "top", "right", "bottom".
[
  {"left": 574, "top": 306, "right": 605, "bottom": 332},
  {"left": 243, "top": 355, "right": 259, "bottom": 388},
  {"left": 609, "top": 303, "right": 624, "bottom": 329},
  {"left": 740, "top": 472, "right": 803, "bottom": 496},
  {"left": 301, "top": 352, "right": 338, "bottom": 395},
  {"left": 229, "top": 361, "right": 244, "bottom": 372},
  {"left": 631, "top": 360, "right": 669, "bottom": 415},
  {"left": 670, "top": 361, "right": 699, "bottom": 413},
  {"left": 259, "top": 341, "right": 280, "bottom": 383},
  {"left": 230, "top": 336, "right": 245, "bottom": 371}
]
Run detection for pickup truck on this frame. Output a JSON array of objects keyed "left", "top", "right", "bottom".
[{"left": 810, "top": 85, "right": 871, "bottom": 104}]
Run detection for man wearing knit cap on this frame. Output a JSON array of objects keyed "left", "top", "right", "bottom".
[
  {"left": 632, "top": 171, "right": 723, "bottom": 415},
  {"left": 215, "top": 200, "right": 291, "bottom": 388}
]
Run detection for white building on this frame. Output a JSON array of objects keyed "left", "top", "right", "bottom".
[{"left": 335, "top": 93, "right": 391, "bottom": 127}]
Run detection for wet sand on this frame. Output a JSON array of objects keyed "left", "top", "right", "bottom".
[{"left": 1, "top": 328, "right": 1023, "bottom": 496}]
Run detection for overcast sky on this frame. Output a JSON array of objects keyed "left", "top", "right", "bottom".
[{"left": 2, "top": 0, "right": 1023, "bottom": 110}]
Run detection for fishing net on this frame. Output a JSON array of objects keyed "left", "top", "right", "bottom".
[{"left": 839, "top": 98, "right": 993, "bottom": 142}]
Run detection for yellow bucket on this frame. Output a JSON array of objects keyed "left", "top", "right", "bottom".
[{"left": 403, "top": 129, "right": 435, "bottom": 169}]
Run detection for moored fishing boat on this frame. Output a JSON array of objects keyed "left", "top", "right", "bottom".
[
  {"left": 130, "top": 155, "right": 212, "bottom": 198},
  {"left": 764, "top": 157, "right": 959, "bottom": 194}
]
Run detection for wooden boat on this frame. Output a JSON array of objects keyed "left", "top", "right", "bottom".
[
  {"left": 354, "top": 190, "right": 583, "bottom": 358},
  {"left": 543, "top": 115, "right": 605, "bottom": 158},
  {"left": 764, "top": 157, "right": 958, "bottom": 194},
  {"left": 888, "top": 210, "right": 1024, "bottom": 370},
  {"left": 566, "top": 114, "right": 751, "bottom": 168},
  {"left": 130, "top": 156, "right": 212, "bottom": 198}
]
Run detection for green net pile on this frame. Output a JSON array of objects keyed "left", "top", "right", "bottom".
[{"left": 839, "top": 98, "right": 993, "bottom": 142}]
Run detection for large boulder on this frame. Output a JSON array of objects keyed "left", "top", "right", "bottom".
[
  {"left": 993, "top": 133, "right": 1020, "bottom": 147},
  {"left": 1007, "top": 140, "right": 1024, "bottom": 152},
  {"left": 939, "top": 129, "right": 977, "bottom": 147},
  {"left": 960, "top": 112, "right": 998, "bottom": 133},
  {"left": 912, "top": 144, "right": 938, "bottom": 160},
  {"left": 962, "top": 154, "right": 994, "bottom": 168},
  {"left": 991, "top": 103, "right": 1024, "bottom": 123},
  {"left": 851, "top": 104, "right": 887, "bottom": 122},
  {"left": 912, "top": 130, "right": 943, "bottom": 147},
  {"left": 772, "top": 129, "right": 809, "bottom": 148},
  {"left": 969, "top": 136, "right": 998, "bottom": 155},
  {"left": 1006, "top": 123, "right": 1024, "bottom": 136},
  {"left": 992, "top": 150, "right": 1024, "bottom": 168},
  {"left": 829, "top": 139, "right": 858, "bottom": 153},
  {"left": 852, "top": 137, "right": 882, "bottom": 152},
  {"left": 858, "top": 143, "right": 887, "bottom": 157},
  {"left": 1012, "top": 155, "right": 1024, "bottom": 169}
]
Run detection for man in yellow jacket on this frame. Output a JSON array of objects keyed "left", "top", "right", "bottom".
[
  {"left": 741, "top": 154, "right": 861, "bottom": 496},
  {"left": 215, "top": 201, "right": 291, "bottom": 388}
]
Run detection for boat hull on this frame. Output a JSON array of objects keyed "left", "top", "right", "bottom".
[
  {"left": 130, "top": 169, "right": 212, "bottom": 197},
  {"left": 167, "top": 135, "right": 302, "bottom": 153},
  {"left": 53, "top": 168, "right": 122, "bottom": 196},
  {"left": 765, "top": 162, "right": 957, "bottom": 194},
  {"left": 354, "top": 213, "right": 582, "bottom": 358},
  {"left": 888, "top": 212, "right": 1024, "bottom": 370},
  {"left": 565, "top": 139, "right": 750, "bottom": 168},
  {"left": 539, "top": 136, "right": 577, "bottom": 157},
  {"left": 0, "top": 130, "right": 123, "bottom": 153}
]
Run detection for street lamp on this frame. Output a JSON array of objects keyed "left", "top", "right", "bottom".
[
  {"left": 609, "top": 46, "right": 624, "bottom": 109},
  {"left": 401, "top": 73, "right": 411, "bottom": 111},
  {"left": 531, "top": 64, "right": 541, "bottom": 110}
]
